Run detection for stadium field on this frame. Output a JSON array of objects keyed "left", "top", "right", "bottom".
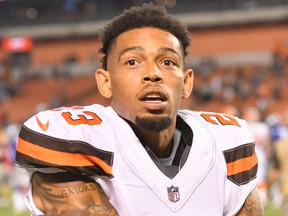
[{"left": 0, "top": 203, "right": 283, "bottom": 216}]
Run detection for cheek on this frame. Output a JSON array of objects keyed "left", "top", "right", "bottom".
[
  {"left": 170, "top": 75, "right": 185, "bottom": 94},
  {"left": 111, "top": 71, "right": 140, "bottom": 94},
  {"left": 171, "top": 78, "right": 186, "bottom": 105},
  {"left": 111, "top": 79, "right": 134, "bottom": 102},
  {"left": 110, "top": 73, "right": 125, "bottom": 91}
]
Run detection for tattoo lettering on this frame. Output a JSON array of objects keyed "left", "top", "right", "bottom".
[
  {"left": 61, "top": 183, "right": 98, "bottom": 198},
  {"left": 32, "top": 173, "right": 119, "bottom": 216}
]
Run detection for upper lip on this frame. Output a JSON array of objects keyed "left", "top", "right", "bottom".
[{"left": 138, "top": 87, "right": 168, "bottom": 102}]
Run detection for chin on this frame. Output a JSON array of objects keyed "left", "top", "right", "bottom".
[{"left": 135, "top": 115, "right": 172, "bottom": 132}]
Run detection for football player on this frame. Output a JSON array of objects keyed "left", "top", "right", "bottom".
[{"left": 16, "top": 3, "right": 264, "bottom": 215}]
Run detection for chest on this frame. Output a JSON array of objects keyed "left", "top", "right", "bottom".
[
  {"left": 97, "top": 145, "right": 226, "bottom": 215},
  {"left": 95, "top": 120, "right": 227, "bottom": 215}
]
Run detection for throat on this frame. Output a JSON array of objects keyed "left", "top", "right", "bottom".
[
  {"left": 158, "top": 130, "right": 181, "bottom": 166},
  {"left": 144, "top": 129, "right": 183, "bottom": 179},
  {"left": 128, "top": 118, "right": 176, "bottom": 158},
  {"left": 143, "top": 116, "right": 194, "bottom": 179}
]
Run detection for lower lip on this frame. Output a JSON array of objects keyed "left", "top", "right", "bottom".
[{"left": 141, "top": 100, "right": 167, "bottom": 110}]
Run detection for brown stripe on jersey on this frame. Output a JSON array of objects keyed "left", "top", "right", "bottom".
[
  {"left": 223, "top": 143, "right": 255, "bottom": 163},
  {"left": 223, "top": 142, "right": 258, "bottom": 186},
  {"left": 227, "top": 163, "right": 258, "bottom": 186},
  {"left": 16, "top": 126, "right": 113, "bottom": 178}
]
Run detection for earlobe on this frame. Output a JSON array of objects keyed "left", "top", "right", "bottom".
[
  {"left": 95, "top": 68, "right": 112, "bottom": 98},
  {"left": 182, "top": 69, "right": 194, "bottom": 99}
]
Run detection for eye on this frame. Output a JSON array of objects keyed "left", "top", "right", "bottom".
[
  {"left": 163, "top": 59, "right": 176, "bottom": 66},
  {"left": 126, "top": 59, "right": 137, "bottom": 66}
]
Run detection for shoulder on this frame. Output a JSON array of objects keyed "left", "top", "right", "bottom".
[
  {"left": 179, "top": 110, "right": 258, "bottom": 213},
  {"left": 21, "top": 104, "right": 117, "bottom": 140},
  {"left": 178, "top": 110, "right": 255, "bottom": 150},
  {"left": 179, "top": 110, "right": 257, "bottom": 183},
  {"left": 186, "top": 110, "right": 258, "bottom": 184},
  {"left": 178, "top": 109, "right": 250, "bottom": 129},
  {"left": 16, "top": 105, "right": 121, "bottom": 177}
]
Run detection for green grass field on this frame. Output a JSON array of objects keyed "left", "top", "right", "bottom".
[
  {"left": 0, "top": 202, "right": 284, "bottom": 216},
  {"left": 0, "top": 205, "right": 29, "bottom": 216},
  {"left": 264, "top": 204, "right": 283, "bottom": 216}
]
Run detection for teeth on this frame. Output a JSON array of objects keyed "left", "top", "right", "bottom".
[
  {"left": 147, "top": 95, "right": 160, "bottom": 98},
  {"left": 145, "top": 95, "right": 162, "bottom": 101}
]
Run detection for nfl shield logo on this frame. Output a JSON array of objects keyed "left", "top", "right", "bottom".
[{"left": 167, "top": 186, "right": 180, "bottom": 202}]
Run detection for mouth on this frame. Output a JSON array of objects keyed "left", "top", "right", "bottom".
[{"left": 139, "top": 90, "right": 168, "bottom": 110}]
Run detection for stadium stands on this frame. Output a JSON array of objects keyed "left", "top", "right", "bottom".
[{"left": 0, "top": 1, "right": 288, "bottom": 214}]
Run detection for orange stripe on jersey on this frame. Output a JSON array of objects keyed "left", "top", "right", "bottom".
[
  {"left": 226, "top": 152, "right": 258, "bottom": 176},
  {"left": 223, "top": 142, "right": 258, "bottom": 185},
  {"left": 17, "top": 137, "right": 113, "bottom": 175}
]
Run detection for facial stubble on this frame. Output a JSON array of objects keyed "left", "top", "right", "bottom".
[{"left": 135, "top": 115, "right": 172, "bottom": 132}]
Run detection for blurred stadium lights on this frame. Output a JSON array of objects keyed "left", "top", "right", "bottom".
[
  {"left": 176, "top": 5, "right": 288, "bottom": 27},
  {"left": 2, "top": 36, "right": 33, "bottom": 53},
  {"left": 0, "top": 0, "right": 287, "bottom": 39}
]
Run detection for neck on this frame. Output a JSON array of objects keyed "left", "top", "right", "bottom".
[{"left": 130, "top": 121, "right": 176, "bottom": 158}]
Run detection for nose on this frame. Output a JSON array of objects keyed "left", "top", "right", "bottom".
[{"left": 142, "top": 64, "right": 163, "bottom": 83}]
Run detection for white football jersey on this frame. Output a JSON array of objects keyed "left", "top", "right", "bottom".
[{"left": 16, "top": 104, "right": 258, "bottom": 216}]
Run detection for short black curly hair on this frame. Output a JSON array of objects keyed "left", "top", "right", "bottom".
[{"left": 99, "top": 3, "right": 191, "bottom": 70}]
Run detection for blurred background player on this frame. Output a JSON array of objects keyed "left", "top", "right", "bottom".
[{"left": 243, "top": 106, "right": 270, "bottom": 205}]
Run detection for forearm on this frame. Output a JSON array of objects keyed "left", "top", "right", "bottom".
[
  {"left": 32, "top": 172, "right": 118, "bottom": 216},
  {"left": 236, "top": 188, "right": 264, "bottom": 216}
]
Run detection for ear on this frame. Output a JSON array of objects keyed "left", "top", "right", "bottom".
[
  {"left": 182, "top": 69, "right": 194, "bottom": 99},
  {"left": 95, "top": 68, "right": 112, "bottom": 98}
]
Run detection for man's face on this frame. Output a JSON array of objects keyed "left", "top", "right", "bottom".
[{"left": 98, "top": 27, "right": 193, "bottom": 131}]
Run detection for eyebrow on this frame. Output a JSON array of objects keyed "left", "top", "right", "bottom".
[
  {"left": 158, "top": 47, "right": 181, "bottom": 58},
  {"left": 118, "top": 46, "right": 181, "bottom": 62},
  {"left": 118, "top": 46, "right": 143, "bottom": 61}
]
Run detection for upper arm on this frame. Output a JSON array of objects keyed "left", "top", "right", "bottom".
[
  {"left": 32, "top": 171, "right": 118, "bottom": 216},
  {"left": 236, "top": 188, "right": 264, "bottom": 216}
]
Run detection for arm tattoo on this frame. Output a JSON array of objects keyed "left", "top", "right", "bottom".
[
  {"left": 32, "top": 172, "right": 119, "bottom": 216},
  {"left": 236, "top": 188, "right": 264, "bottom": 216}
]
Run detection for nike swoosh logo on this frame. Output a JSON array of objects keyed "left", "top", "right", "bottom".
[{"left": 36, "top": 116, "right": 49, "bottom": 131}]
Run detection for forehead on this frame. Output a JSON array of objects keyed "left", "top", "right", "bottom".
[{"left": 112, "top": 27, "right": 183, "bottom": 54}]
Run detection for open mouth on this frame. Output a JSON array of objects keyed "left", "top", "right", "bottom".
[
  {"left": 141, "top": 93, "right": 166, "bottom": 102},
  {"left": 140, "top": 90, "right": 167, "bottom": 101},
  {"left": 139, "top": 91, "right": 168, "bottom": 110}
]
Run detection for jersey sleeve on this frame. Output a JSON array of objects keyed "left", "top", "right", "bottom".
[
  {"left": 15, "top": 105, "right": 114, "bottom": 179},
  {"left": 196, "top": 111, "right": 258, "bottom": 215},
  {"left": 222, "top": 115, "right": 258, "bottom": 215},
  {"left": 223, "top": 140, "right": 258, "bottom": 215}
]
